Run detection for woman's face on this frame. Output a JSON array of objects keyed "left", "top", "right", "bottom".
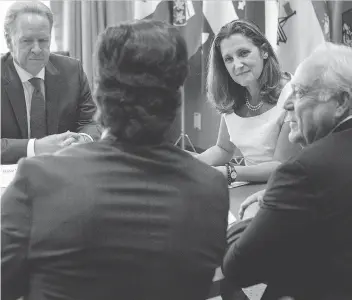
[{"left": 220, "top": 33, "right": 265, "bottom": 88}]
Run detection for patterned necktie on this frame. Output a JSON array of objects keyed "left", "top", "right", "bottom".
[{"left": 28, "top": 77, "right": 47, "bottom": 138}]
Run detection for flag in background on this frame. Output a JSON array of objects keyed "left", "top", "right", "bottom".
[
  {"left": 276, "top": 0, "right": 329, "bottom": 74},
  {"left": 133, "top": 0, "right": 171, "bottom": 23}
]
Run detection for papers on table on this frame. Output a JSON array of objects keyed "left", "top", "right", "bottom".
[{"left": 1, "top": 164, "right": 18, "bottom": 188}]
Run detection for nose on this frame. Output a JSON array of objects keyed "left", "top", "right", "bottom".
[
  {"left": 31, "top": 41, "right": 42, "bottom": 55},
  {"left": 232, "top": 58, "right": 243, "bottom": 71}
]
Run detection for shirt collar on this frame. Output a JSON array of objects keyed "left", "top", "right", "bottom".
[{"left": 13, "top": 59, "right": 45, "bottom": 83}]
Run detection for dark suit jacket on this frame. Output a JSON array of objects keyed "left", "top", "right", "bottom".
[
  {"left": 1, "top": 53, "right": 100, "bottom": 164},
  {"left": 222, "top": 118, "right": 352, "bottom": 300},
  {"left": 1, "top": 139, "right": 229, "bottom": 300}
]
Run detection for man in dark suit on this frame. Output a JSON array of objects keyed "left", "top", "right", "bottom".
[
  {"left": 222, "top": 42, "right": 352, "bottom": 300},
  {"left": 1, "top": 1, "right": 99, "bottom": 164},
  {"left": 1, "top": 20, "right": 229, "bottom": 300}
]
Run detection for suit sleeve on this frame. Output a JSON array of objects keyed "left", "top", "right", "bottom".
[
  {"left": 1, "top": 158, "right": 32, "bottom": 300},
  {"left": 1, "top": 138, "right": 29, "bottom": 164},
  {"left": 74, "top": 61, "right": 101, "bottom": 140},
  {"left": 222, "top": 160, "right": 317, "bottom": 287}
]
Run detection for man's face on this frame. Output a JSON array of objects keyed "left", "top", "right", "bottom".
[
  {"left": 8, "top": 13, "right": 51, "bottom": 76},
  {"left": 284, "top": 60, "right": 339, "bottom": 147}
]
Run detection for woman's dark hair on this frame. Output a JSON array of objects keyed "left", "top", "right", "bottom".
[
  {"left": 207, "top": 19, "right": 289, "bottom": 114},
  {"left": 94, "top": 19, "right": 189, "bottom": 145}
]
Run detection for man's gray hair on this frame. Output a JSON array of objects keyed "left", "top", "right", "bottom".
[
  {"left": 310, "top": 42, "right": 352, "bottom": 101},
  {"left": 4, "top": 1, "right": 54, "bottom": 46}
]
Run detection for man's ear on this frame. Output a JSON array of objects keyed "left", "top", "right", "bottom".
[{"left": 335, "top": 91, "right": 351, "bottom": 118}]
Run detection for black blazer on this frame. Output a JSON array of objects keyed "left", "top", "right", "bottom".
[
  {"left": 223, "top": 118, "right": 352, "bottom": 300},
  {"left": 1, "top": 53, "right": 100, "bottom": 164},
  {"left": 1, "top": 140, "right": 229, "bottom": 300}
]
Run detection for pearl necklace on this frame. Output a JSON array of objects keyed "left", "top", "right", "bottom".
[{"left": 245, "top": 94, "right": 263, "bottom": 111}]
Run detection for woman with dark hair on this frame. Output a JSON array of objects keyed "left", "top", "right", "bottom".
[
  {"left": 196, "top": 19, "right": 300, "bottom": 184},
  {"left": 1, "top": 20, "right": 229, "bottom": 300}
]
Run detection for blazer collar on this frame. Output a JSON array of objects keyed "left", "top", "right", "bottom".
[{"left": 333, "top": 116, "right": 352, "bottom": 133}]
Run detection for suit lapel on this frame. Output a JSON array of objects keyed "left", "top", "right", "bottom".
[
  {"left": 333, "top": 117, "right": 352, "bottom": 133},
  {"left": 45, "top": 59, "right": 63, "bottom": 135},
  {"left": 2, "top": 56, "right": 28, "bottom": 138}
]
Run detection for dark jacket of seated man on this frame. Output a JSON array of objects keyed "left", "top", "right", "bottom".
[
  {"left": 222, "top": 118, "right": 352, "bottom": 300},
  {"left": 1, "top": 53, "right": 100, "bottom": 164}
]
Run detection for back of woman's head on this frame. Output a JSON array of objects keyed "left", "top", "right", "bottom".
[
  {"left": 94, "top": 20, "right": 189, "bottom": 145},
  {"left": 208, "top": 19, "right": 284, "bottom": 114}
]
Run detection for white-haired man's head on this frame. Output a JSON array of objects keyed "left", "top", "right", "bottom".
[{"left": 284, "top": 42, "right": 352, "bottom": 146}]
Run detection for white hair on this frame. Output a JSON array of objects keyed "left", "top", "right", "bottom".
[{"left": 308, "top": 42, "right": 352, "bottom": 101}]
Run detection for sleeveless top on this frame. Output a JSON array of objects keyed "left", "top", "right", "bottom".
[{"left": 223, "top": 82, "right": 292, "bottom": 166}]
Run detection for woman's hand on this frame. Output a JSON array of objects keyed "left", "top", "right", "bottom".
[{"left": 238, "top": 189, "right": 266, "bottom": 220}]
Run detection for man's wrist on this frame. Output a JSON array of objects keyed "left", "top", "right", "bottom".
[{"left": 27, "top": 138, "right": 36, "bottom": 157}]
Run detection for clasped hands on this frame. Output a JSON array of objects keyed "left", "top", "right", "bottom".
[{"left": 34, "top": 131, "right": 92, "bottom": 155}]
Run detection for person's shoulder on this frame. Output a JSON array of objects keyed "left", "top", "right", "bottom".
[
  {"left": 183, "top": 152, "right": 228, "bottom": 188},
  {"left": 1, "top": 52, "right": 11, "bottom": 63},
  {"left": 1, "top": 52, "right": 12, "bottom": 74}
]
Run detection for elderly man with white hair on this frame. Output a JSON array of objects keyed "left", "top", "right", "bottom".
[{"left": 222, "top": 42, "right": 352, "bottom": 300}]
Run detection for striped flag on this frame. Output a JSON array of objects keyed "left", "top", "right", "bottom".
[{"left": 276, "top": 0, "right": 329, "bottom": 74}]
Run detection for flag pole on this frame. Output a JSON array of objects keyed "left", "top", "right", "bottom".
[
  {"left": 174, "top": 86, "right": 197, "bottom": 152},
  {"left": 173, "top": 0, "right": 196, "bottom": 152}
]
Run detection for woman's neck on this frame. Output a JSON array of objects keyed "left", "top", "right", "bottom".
[{"left": 246, "top": 82, "right": 261, "bottom": 105}]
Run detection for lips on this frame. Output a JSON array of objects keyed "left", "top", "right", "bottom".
[{"left": 235, "top": 70, "right": 249, "bottom": 76}]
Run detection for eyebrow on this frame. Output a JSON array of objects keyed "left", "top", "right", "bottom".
[{"left": 222, "top": 47, "right": 250, "bottom": 57}]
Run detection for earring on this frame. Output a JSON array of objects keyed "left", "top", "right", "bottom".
[{"left": 263, "top": 53, "right": 268, "bottom": 59}]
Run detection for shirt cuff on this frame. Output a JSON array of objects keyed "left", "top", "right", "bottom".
[
  {"left": 27, "top": 138, "right": 36, "bottom": 157},
  {"left": 79, "top": 133, "right": 94, "bottom": 142}
]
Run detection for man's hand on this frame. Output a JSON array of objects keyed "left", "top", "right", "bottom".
[
  {"left": 69, "top": 133, "right": 93, "bottom": 146},
  {"left": 34, "top": 131, "right": 81, "bottom": 155},
  {"left": 238, "top": 189, "right": 266, "bottom": 220}
]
